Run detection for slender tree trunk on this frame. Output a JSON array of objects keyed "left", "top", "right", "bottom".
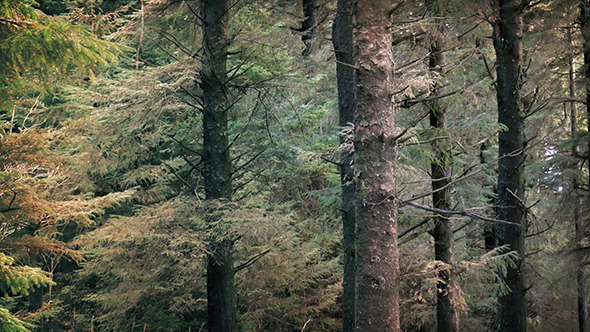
[
  {"left": 352, "top": 1, "right": 400, "bottom": 331},
  {"left": 427, "top": 4, "right": 458, "bottom": 330},
  {"left": 492, "top": 1, "right": 527, "bottom": 331},
  {"left": 302, "top": 0, "right": 317, "bottom": 55},
  {"left": 332, "top": 1, "right": 355, "bottom": 331},
  {"left": 579, "top": 3, "right": 590, "bottom": 330},
  {"left": 576, "top": 205, "right": 588, "bottom": 332},
  {"left": 200, "top": 1, "right": 237, "bottom": 331}
]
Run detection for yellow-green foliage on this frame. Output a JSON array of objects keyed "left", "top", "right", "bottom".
[
  {"left": 0, "top": 0, "right": 120, "bottom": 110},
  {"left": 0, "top": 253, "right": 52, "bottom": 331}
]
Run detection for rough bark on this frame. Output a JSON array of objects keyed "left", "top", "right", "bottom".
[
  {"left": 352, "top": 1, "right": 400, "bottom": 331},
  {"left": 200, "top": 0, "right": 237, "bottom": 331},
  {"left": 427, "top": 4, "right": 458, "bottom": 330},
  {"left": 302, "top": 0, "right": 317, "bottom": 55},
  {"left": 492, "top": 1, "right": 527, "bottom": 331},
  {"left": 332, "top": 1, "right": 355, "bottom": 331}
]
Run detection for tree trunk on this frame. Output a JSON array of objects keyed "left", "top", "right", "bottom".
[
  {"left": 576, "top": 206, "right": 588, "bottom": 332},
  {"left": 302, "top": 0, "right": 317, "bottom": 55},
  {"left": 579, "top": 2, "right": 590, "bottom": 330},
  {"left": 352, "top": 1, "right": 400, "bottom": 331},
  {"left": 492, "top": 1, "right": 527, "bottom": 331},
  {"left": 199, "top": 1, "right": 237, "bottom": 331},
  {"left": 427, "top": 4, "right": 458, "bottom": 330},
  {"left": 332, "top": 1, "right": 355, "bottom": 331}
]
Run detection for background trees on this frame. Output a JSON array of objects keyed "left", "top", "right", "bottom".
[{"left": 0, "top": 0, "right": 589, "bottom": 331}]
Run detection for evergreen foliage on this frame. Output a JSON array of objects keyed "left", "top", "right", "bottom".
[{"left": 0, "top": 0, "right": 589, "bottom": 331}]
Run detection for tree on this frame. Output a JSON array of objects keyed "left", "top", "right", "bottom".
[
  {"left": 352, "top": 1, "right": 399, "bottom": 330},
  {"left": 332, "top": 1, "right": 355, "bottom": 331},
  {"left": 426, "top": 1, "right": 458, "bottom": 330},
  {"left": 199, "top": 0, "right": 237, "bottom": 331},
  {"left": 579, "top": 1, "right": 590, "bottom": 331},
  {"left": 491, "top": 1, "right": 528, "bottom": 331}
]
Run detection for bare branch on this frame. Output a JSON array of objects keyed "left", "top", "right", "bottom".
[
  {"left": 234, "top": 248, "right": 271, "bottom": 272},
  {"left": 403, "top": 200, "right": 522, "bottom": 227}
]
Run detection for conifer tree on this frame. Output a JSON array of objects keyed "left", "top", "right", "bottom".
[
  {"left": 199, "top": 0, "right": 237, "bottom": 330},
  {"left": 352, "top": 0, "right": 400, "bottom": 330},
  {"left": 579, "top": 1, "right": 590, "bottom": 331},
  {"left": 491, "top": 1, "right": 528, "bottom": 331},
  {"left": 426, "top": 1, "right": 457, "bottom": 330},
  {"left": 332, "top": 1, "right": 355, "bottom": 330}
]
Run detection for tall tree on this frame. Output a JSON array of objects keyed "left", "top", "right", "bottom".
[
  {"left": 426, "top": 2, "right": 458, "bottom": 331},
  {"left": 332, "top": 1, "right": 355, "bottom": 331},
  {"left": 199, "top": 0, "right": 237, "bottom": 331},
  {"left": 491, "top": 1, "right": 528, "bottom": 331},
  {"left": 579, "top": 1, "right": 590, "bottom": 331},
  {"left": 352, "top": 1, "right": 400, "bottom": 330}
]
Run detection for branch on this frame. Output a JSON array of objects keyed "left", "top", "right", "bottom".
[
  {"left": 398, "top": 217, "right": 431, "bottom": 239},
  {"left": 232, "top": 169, "right": 264, "bottom": 194},
  {"left": 392, "top": 30, "right": 426, "bottom": 46},
  {"left": 232, "top": 146, "right": 269, "bottom": 176},
  {"left": 481, "top": 54, "right": 496, "bottom": 82},
  {"left": 234, "top": 248, "right": 271, "bottom": 272},
  {"left": 525, "top": 219, "right": 555, "bottom": 238},
  {"left": 1, "top": 190, "right": 17, "bottom": 213},
  {"left": 0, "top": 17, "right": 25, "bottom": 27},
  {"left": 393, "top": 110, "right": 430, "bottom": 142},
  {"left": 401, "top": 165, "right": 481, "bottom": 203},
  {"left": 403, "top": 200, "right": 523, "bottom": 227},
  {"left": 321, "top": 157, "right": 342, "bottom": 167},
  {"left": 400, "top": 89, "right": 461, "bottom": 108},
  {"left": 163, "top": 162, "right": 195, "bottom": 192}
]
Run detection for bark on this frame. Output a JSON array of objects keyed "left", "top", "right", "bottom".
[
  {"left": 352, "top": 1, "right": 400, "bottom": 331},
  {"left": 579, "top": 3, "right": 590, "bottom": 330},
  {"left": 427, "top": 4, "right": 458, "bottom": 330},
  {"left": 492, "top": 1, "right": 527, "bottom": 331},
  {"left": 200, "top": 0, "right": 237, "bottom": 331},
  {"left": 332, "top": 1, "right": 355, "bottom": 331},
  {"left": 302, "top": 0, "right": 317, "bottom": 55}
]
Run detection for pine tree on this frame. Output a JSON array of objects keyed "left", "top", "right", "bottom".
[
  {"left": 491, "top": 1, "right": 528, "bottom": 331},
  {"left": 332, "top": 1, "right": 355, "bottom": 330},
  {"left": 352, "top": 1, "right": 400, "bottom": 330},
  {"left": 426, "top": 1, "right": 458, "bottom": 330},
  {"left": 199, "top": 0, "right": 237, "bottom": 330}
]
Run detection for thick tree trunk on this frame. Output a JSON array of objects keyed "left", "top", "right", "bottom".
[
  {"left": 492, "top": 1, "right": 527, "bottom": 331},
  {"left": 352, "top": 1, "right": 400, "bottom": 331},
  {"left": 427, "top": 6, "right": 458, "bottom": 331},
  {"left": 200, "top": 1, "right": 237, "bottom": 331},
  {"left": 332, "top": 1, "right": 355, "bottom": 331},
  {"left": 302, "top": 0, "right": 317, "bottom": 55}
]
